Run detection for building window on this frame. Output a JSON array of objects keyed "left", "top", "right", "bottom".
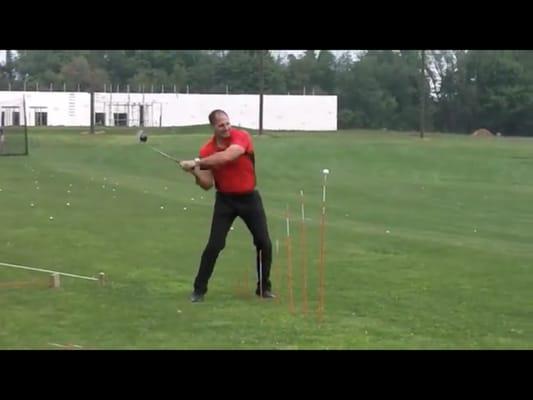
[
  {"left": 35, "top": 112, "right": 48, "bottom": 126},
  {"left": 1, "top": 107, "right": 21, "bottom": 126},
  {"left": 113, "top": 113, "right": 128, "bottom": 127},
  {"left": 95, "top": 113, "right": 106, "bottom": 126}
]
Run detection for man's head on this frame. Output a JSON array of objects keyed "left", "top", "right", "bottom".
[{"left": 209, "top": 110, "right": 231, "bottom": 138}]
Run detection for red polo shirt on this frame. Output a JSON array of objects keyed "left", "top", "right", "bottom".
[{"left": 199, "top": 128, "right": 256, "bottom": 194}]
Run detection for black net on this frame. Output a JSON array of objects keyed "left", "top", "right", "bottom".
[{"left": 0, "top": 101, "right": 28, "bottom": 156}]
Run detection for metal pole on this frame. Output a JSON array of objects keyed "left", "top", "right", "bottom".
[
  {"left": 90, "top": 90, "right": 95, "bottom": 134},
  {"left": 23, "top": 95, "right": 29, "bottom": 155},
  {"left": 259, "top": 50, "right": 265, "bottom": 136},
  {"left": 420, "top": 50, "right": 426, "bottom": 139}
]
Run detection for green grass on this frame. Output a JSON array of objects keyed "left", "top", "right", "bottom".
[{"left": 1, "top": 127, "right": 533, "bottom": 349}]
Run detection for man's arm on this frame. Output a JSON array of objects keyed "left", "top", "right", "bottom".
[
  {"left": 197, "top": 144, "right": 245, "bottom": 169},
  {"left": 190, "top": 166, "right": 214, "bottom": 191},
  {"left": 179, "top": 144, "right": 245, "bottom": 172}
]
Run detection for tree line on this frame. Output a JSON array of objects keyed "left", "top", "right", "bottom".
[{"left": 1, "top": 50, "right": 532, "bottom": 136}]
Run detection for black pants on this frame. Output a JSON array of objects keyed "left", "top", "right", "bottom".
[{"left": 193, "top": 190, "right": 272, "bottom": 295}]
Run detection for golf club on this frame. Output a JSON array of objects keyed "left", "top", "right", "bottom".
[{"left": 137, "top": 129, "right": 182, "bottom": 163}]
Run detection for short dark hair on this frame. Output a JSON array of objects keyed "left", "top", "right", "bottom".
[{"left": 208, "top": 109, "right": 228, "bottom": 125}]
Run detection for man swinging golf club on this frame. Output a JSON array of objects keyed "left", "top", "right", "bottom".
[{"left": 179, "top": 109, "right": 275, "bottom": 303}]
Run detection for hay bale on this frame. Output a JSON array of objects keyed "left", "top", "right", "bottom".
[{"left": 471, "top": 128, "right": 494, "bottom": 137}]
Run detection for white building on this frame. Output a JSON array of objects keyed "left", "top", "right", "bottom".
[{"left": 0, "top": 91, "right": 337, "bottom": 131}]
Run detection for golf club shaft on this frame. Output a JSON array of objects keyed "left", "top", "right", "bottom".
[{"left": 150, "top": 146, "right": 181, "bottom": 162}]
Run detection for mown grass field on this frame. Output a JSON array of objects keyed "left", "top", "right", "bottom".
[{"left": 1, "top": 127, "right": 532, "bottom": 349}]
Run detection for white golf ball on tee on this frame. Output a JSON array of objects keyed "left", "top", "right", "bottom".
[{"left": 322, "top": 168, "right": 330, "bottom": 175}]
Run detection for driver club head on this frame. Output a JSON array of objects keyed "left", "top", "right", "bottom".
[
  {"left": 136, "top": 129, "right": 180, "bottom": 163},
  {"left": 137, "top": 129, "right": 148, "bottom": 143}
]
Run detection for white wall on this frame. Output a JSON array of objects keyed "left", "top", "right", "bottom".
[
  {"left": 161, "top": 94, "right": 260, "bottom": 128},
  {"left": 0, "top": 91, "right": 337, "bottom": 130},
  {"left": 264, "top": 95, "right": 337, "bottom": 131},
  {"left": 0, "top": 91, "right": 89, "bottom": 126}
]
